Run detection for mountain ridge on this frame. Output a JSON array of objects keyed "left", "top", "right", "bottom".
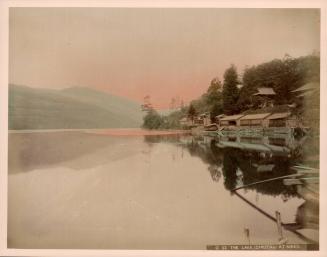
[{"left": 9, "top": 84, "right": 144, "bottom": 130}]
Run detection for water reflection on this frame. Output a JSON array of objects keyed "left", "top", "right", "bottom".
[
  {"left": 8, "top": 130, "right": 319, "bottom": 248},
  {"left": 175, "top": 133, "right": 319, "bottom": 245},
  {"left": 9, "top": 131, "right": 149, "bottom": 174},
  {"left": 178, "top": 134, "right": 316, "bottom": 195}
]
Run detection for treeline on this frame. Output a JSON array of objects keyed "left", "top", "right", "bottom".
[
  {"left": 237, "top": 54, "right": 319, "bottom": 113},
  {"left": 142, "top": 54, "right": 320, "bottom": 129},
  {"left": 142, "top": 109, "right": 186, "bottom": 130}
]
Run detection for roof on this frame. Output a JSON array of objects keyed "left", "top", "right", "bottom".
[
  {"left": 179, "top": 117, "right": 188, "bottom": 122},
  {"left": 297, "top": 90, "right": 315, "bottom": 97},
  {"left": 253, "top": 87, "right": 276, "bottom": 96},
  {"left": 267, "top": 112, "right": 291, "bottom": 120},
  {"left": 220, "top": 114, "right": 244, "bottom": 121},
  {"left": 243, "top": 104, "right": 290, "bottom": 115},
  {"left": 240, "top": 113, "right": 271, "bottom": 120},
  {"left": 215, "top": 114, "right": 225, "bottom": 119},
  {"left": 292, "top": 82, "right": 319, "bottom": 92}
]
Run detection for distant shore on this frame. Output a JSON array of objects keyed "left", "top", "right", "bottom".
[{"left": 9, "top": 128, "right": 191, "bottom": 136}]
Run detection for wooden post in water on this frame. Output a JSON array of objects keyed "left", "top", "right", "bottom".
[
  {"left": 244, "top": 228, "right": 250, "bottom": 245},
  {"left": 275, "top": 211, "right": 287, "bottom": 244}
]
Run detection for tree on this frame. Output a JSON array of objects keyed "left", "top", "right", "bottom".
[
  {"left": 236, "top": 54, "right": 320, "bottom": 111},
  {"left": 223, "top": 65, "right": 239, "bottom": 115},
  {"left": 237, "top": 66, "right": 258, "bottom": 112},
  {"left": 187, "top": 103, "right": 197, "bottom": 124},
  {"left": 207, "top": 78, "right": 223, "bottom": 121},
  {"left": 207, "top": 78, "right": 222, "bottom": 103},
  {"left": 142, "top": 110, "right": 164, "bottom": 129}
]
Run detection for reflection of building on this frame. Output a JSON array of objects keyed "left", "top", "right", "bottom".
[
  {"left": 181, "top": 136, "right": 300, "bottom": 195},
  {"left": 180, "top": 130, "right": 318, "bottom": 245},
  {"left": 215, "top": 134, "right": 299, "bottom": 157},
  {"left": 253, "top": 164, "right": 275, "bottom": 173}
]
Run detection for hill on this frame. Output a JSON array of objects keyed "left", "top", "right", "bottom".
[{"left": 9, "top": 84, "right": 144, "bottom": 130}]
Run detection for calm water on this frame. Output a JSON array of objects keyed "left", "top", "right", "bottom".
[{"left": 8, "top": 129, "right": 319, "bottom": 249}]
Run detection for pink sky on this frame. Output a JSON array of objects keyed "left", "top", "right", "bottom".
[{"left": 9, "top": 8, "right": 320, "bottom": 109}]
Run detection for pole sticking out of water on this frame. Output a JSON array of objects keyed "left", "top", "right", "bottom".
[
  {"left": 276, "top": 211, "right": 283, "bottom": 239},
  {"left": 244, "top": 228, "right": 250, "bottom": 245},
  {"left": 275, "top": 211, "right": 288, "bottom": 244}
]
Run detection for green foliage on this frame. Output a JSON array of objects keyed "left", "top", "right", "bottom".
[
  {"left": 206, "top": 78, "right": 224, "bottom": 120},
  {"left": 189, "top": 95, "right": 207, "bottom": 115},
  {"left": 142, "top": 109, "right": 185, "bottom": 130},
  {"left": 143, "top": 54, "right": 320, "bottom": 130},
  {"left": 165, "top": 111, "right": 185, "bottom": 129},
  {"left": 142, "top": 110, "right": 164, "bottom": 129},
  {"left": 223, "top": 65, "right": 239, "bottom": 115},
  {"left": 237, "top": 54, "right": 320, "bottom": 112},
  {"left": 188, "top": 78, "right": 223, "bottom": 122},
  {"left": 187, "top": 103, "right": 197, "bottom": 122}
]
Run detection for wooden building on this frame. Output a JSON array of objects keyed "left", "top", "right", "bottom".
[
  {"left": 239, "top": 113, "right": 271, "bottom": 127},
  {"left": 266, "top": 112, "right": 298, "bottom": 128},
  {"left": 215, "top": 114, "right": 225, "bottom": 124},
  {"left": 253, "top": 87, "right": 276, "bottom": 108},
  {"left": 193, "top": 113, "right": 211, "bottom": 126},
  {"left": 219, "top": 114, "right": 244, "bottom": 127},
  {"left": 179, "top": 117, "right": 193, "bottom": 127},
  {"left": 199, "top": 113, "right": 211, "bottom": 126}
]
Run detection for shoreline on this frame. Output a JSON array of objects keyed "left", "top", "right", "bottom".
[{"left": 8, "top": 128, "right": 192, "bottom": 136}]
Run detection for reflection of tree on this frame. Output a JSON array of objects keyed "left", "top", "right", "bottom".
[
  {"left": 182, "top": 137, "right": 299, "bottom": 197},
  {"left": 208, "top": 165, "right": 221, "bottom": 182},
  {"left": 152, "top": 134, "right": 307, "bottom": 198},
  {"left": 143, "top": 134, "right": 182, "bottom": 145},
  {"left": 222, "top": 148, "right": 239, "bottom": 190},
  {"left": 235, "top": 150, "right": 298, "bottom": 197},
  {"left": 183, "top": 138, "right": 224, "bottom": 182}
]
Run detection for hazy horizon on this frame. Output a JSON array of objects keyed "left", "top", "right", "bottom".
[{"left": 9, "top": 8, "right": 320, "bottom": 109}]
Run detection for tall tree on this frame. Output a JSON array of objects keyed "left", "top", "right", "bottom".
[
  {"left": 207, "top": 78, "right": 223, "bottom": 121},
  {"left": 237, "top": 66, "right": 258, "bottom": 112},
  {"left": 223, "top": 65, "right": 239, "bottom": 115},
  {"left": 187, "top": 103, "right": 197, "bottom": 124}
]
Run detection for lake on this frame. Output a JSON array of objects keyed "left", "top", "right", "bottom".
[{"left": 8, "top": 129, "right": 319, "bottom": 249}]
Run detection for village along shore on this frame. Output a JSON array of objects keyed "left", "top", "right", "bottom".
[{"left": 141, "top": 54, "right": 320, "bottom": 139}]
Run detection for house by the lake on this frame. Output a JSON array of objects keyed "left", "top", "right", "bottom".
[
  {"left": 218, "top": 112, "right": 299, "bottom": 130},
  {"left": 253, "top": 87, "right": 276, "bottom": 108},
  {"left": 219, "top": 114, "right": 244, "bottom": 128},
  {"left": 239, "top": 113, "right": 271, "bottom": 127},
  {"left": 266, "top": 112, "right": 298, "bottom": 128},
  {"left": 197, "top": 113, "right": 211, "bottom": 126}
]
